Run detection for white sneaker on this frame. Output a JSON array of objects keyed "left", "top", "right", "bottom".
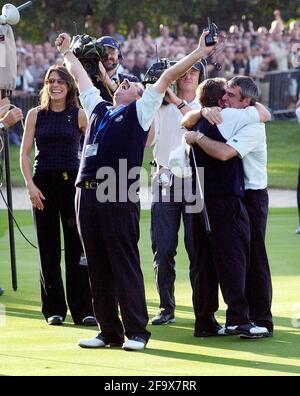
[
  {"left": 122, "top": 337, "right": 147, "bottom": 351},
  {"left": 226, "top": 324, "right": 269, "bottom": 338},
  {"left": 296, "top": 227, "right": 300, "bottom": 235},
  {"left": 78, "top": 335, "right": 106, "bottom": 349}
]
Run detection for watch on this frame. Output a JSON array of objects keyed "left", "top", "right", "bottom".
[{"left": 0, "top": 122, "right": 5, "bottom": 131}]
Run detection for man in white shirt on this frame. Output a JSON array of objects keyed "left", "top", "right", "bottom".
[
  {"left": 147, "top": 64, "right": 201, "bottom": 325},
  {"left": 183, "top": 76, "right": 274, "bottom": 337},
  {"left": 55, "top": 30, "right": 216, "bottom": 351}
]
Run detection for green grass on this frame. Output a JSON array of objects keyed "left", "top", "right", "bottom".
[
  {"left": 7, "top": 120, "right": 299, "bottom": 189},
  {"left": 0, "top": 209, "right": 300, "bottom": 376},
  {"left": 266, "top": 120, "right": 300, "bottom": 189}
]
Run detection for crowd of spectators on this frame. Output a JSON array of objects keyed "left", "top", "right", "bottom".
[
  {"left": 10, "top": 9, "right": 300, "bottom": 145},
  {"left": 15, "top": 11, "right": 300, "bottom": 91}
]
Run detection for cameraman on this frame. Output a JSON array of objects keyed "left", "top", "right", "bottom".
[
  {"left": 55, "top": 29, "right": 217, "bottom": 351},
  {"left": 92, "top": 36, "right": 139, "bottom": 103},
  {"left": 0, "top": 99, "right": 23, "bottom": 297}
]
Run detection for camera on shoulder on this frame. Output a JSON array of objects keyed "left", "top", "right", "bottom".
[
  {"left": 70, "top": 35, "right": 108, "bottom": 77},
  {"left": 204, "top": 18, "right": 219, "bottom": 47}
]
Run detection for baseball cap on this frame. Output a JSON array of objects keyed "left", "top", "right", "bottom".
[
  {"left": 192, "top": 61, "right": 203, "bottom": 71},
  {"left": 96, "top": 36, "right": 120, "bottom": 50}
]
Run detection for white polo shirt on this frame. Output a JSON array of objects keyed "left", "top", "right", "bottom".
[
  {"left": 217, "top": 107, "right": 267, "bottom": 190},
  {"left": 152, "top": 98, "right": 200, "bottom": 168}
]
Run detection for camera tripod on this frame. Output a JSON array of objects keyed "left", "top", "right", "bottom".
[{"left": 0, "top": 89, "right": 17, "bottom": 291}]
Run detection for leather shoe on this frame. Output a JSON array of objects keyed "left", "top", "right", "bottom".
[
  {"left": 81, "top": 316, "right": 97, "bottom": 326},
  {"left": 194, "top": 325, "right": 227, "bottom": 337},
  {"left": 151, "top": 312, "right": 175, "bottom": 325},
  {"left": 226, "top": 324, "right": 269, "bottom": 338},
  {"left": 47, "top": 315, "right": 64, "bottom": 326}
]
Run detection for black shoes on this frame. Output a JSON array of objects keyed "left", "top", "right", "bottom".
[
  {"left": 47, "top": 315, "right": 64, "bottom": 326},
  {"left": 194, "top": 325, "right": 227, "bottom": 338},
  {"left": 47, "top": 315, "right": 97, "bottom": 326},
  {"left": 151, "top": 312, "right": 176, "bottom": 325},
  {"left": 81, "top": 316, "right": 97, "bottom": 326},
  {"left": 0, "top": 288, "right": 4, "bottom": 296}
]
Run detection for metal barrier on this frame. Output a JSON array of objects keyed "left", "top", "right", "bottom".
[
  {"left": 9, "top": 70, "right": 300, "bottom": 119},
  {"left": 265, "top": 69, "right": 300, "bottom": 116},
  {"left": 11, "top": 94, "right": 39, "bottom": 116}
]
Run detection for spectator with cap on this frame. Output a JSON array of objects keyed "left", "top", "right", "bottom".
[{"left": 93, "top": 35, "right": 139, "bottom": 103}]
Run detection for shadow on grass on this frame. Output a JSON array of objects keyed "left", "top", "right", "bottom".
[
  {"left": 4, "top": 307, "right": 98, "bottom": 330},
  {"left": 144, "top": 346, "right": 300, "bottom": 375},
  {"left": 147, "top": 302, "right": 300, "bottom": 361},
  {"left": 148, "top": 302, "right": 297, "bottom": 329}
]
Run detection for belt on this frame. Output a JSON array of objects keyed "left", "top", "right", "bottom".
[{"left": 82, "top": 180, "right": 99, "bottom": 190}]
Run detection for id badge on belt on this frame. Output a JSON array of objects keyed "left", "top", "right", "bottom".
[{"left": 85, "top": 143, "right": 99, "bottom": 158}]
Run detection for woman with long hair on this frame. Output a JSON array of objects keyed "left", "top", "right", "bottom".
[{"left": 20, "top": 65, "right": 95, "bottom": 326}]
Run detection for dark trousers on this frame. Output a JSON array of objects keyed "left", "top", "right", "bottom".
[
  {"left": 192, "top": 196, "right": 251, "bottom": 329},
  {"left": 151, "top": 179, "right": 195, "bottom": 315},
  {"left": 33, "top": 171, "right": 93, "bottom": 324},
  {"left": 298, "top": 164, "right": 300, "bottom": 223},
  {"left": 245, "top": 189, "right": 273, "bottom": 331},
  {"left": 76, "top": 188, "right": 151, "bottom": 344}
]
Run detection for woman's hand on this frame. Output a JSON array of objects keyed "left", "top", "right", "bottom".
[{"left": 27, "top": 182, "right": 45, "bottom": 211}]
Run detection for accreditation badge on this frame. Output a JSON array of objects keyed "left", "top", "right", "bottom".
[{"left": 85, "top": 143, "right": 99, "bottom": 158}]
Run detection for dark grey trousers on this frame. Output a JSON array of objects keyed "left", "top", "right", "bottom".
[
  {"left": 76, "top": 188, "right": 151, "bottom": 344},
  {"left": 245, "top": 189, "right": 273, "bottom": 332},
  {"left": 151, "top": 176, "right": 196, "bottom": 315}
]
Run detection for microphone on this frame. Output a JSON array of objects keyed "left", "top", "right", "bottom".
[{"left": 17, "top": 1, "right": 32, "bottom": 12}]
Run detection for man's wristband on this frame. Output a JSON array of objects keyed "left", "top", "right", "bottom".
[
  {"left": 177, "top": 101, "right": 186, "bottom": 110},
  {"left": 196, "top": 132, "right": 205, "bottom": 144}
]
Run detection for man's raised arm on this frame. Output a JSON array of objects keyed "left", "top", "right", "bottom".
[
  {"left": 153, "top": 31, "right": 216, "bottom": 94},
  {"left": 55, "top": 33, "right": 93, "bottom": 94}
]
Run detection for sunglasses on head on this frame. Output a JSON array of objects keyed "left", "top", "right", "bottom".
[{"left": 46, "top": 78, "right": 66, "bottom": 85}]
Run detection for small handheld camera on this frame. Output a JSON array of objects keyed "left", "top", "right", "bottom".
[
  {"left": 142, "top": 59, "right": 177, "bottom": 105},
  {"left": 142, "top": 58, "right": 176, "bottom": 85},
  {"left": 205, "top": 18, "right": 219, "bottom": 46}
]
